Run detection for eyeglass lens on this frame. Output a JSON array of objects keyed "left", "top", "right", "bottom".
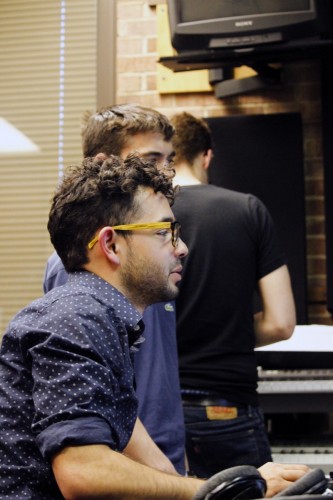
[{"left": 172, "top": 222, "right": 181, "bottom": 247}]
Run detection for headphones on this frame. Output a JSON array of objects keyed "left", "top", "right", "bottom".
[
  {"left": 192, "top": 465, "right": 266, "bottom": 500},
  {"left": 193, "top": 466, "right": 329, "bottom": 500}
]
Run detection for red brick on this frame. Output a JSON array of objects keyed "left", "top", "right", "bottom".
[
  {"left": 146, "top": 37, "right": 157, "bottom": 54},
  {"left": 308, "top": 304, "right": 333, "bottom": 325},
  {"left": 306, "top": 197, "right": 324, "bottom": 216},
  {"left": 117, "top": 75, "right": 142, "bottom": 93},
  {"left": 307, "top": 256, "right": 326, "bottom": 275},
  {"left": 117, "top": 3, "right": 143, "bottom": 20},
  {"left": 304, "top": 159, "right": 324, "bottom": 178},
  {"left": 307, "top": 284, "right": 326, "bottom": 302},
  {"left": 306, "top": 236, "right": 326, "bottom": 255},
  {"left": 306, "top": 217, "right": 326, "bottom": 235},
  {"left": 305, "top": 178, "right": 324, "bottom": 196},
  {"left": 117, "top": 38, "right": 143, "bottom": 56},
  {"left": 117, "top": 55, "right": 158, "bottom": 73},
  {"left": 303, "top": 136, "right": 323, "bottom": 158},
  {"left": 118, "top": 19, "right": 156, "bottom": 37}
]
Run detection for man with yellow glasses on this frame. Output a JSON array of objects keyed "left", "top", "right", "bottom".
[
  {"left": 0, "top": 154, "right": 310, "bottom": 499},
  {"left": 0, "top": 155, "right": 199, "bottom": 498}
]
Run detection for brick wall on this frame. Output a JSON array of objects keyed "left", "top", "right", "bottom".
[{"left": 116, "top": 0, "right": 332, "bottom": 325}]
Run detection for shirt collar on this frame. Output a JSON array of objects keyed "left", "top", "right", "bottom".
[{"left": 67, "top": 271, "right": 144, "bottom": 348}]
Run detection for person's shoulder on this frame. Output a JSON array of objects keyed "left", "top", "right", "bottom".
[
  {"left": 182, "top": 184, "right": 255, "bottom": 206},
  {"left": 46, "top": 251, "right": 64, "bottom": 271},
  {"left": 144, "top": 301, "right": 175, "bottom": 322},
  {"left": 43, "top": 252, "right": 68, "bottom": 292},
  {"left": 210, "top": 186, "right": 266, "bottom": 213}
]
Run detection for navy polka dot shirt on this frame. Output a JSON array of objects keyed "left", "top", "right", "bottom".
[{"left": 0, "top": 271, "right": 144, "bottom": 499}]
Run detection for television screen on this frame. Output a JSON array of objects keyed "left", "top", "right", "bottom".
[
  {"left": 168, "top": 0, "right": 332, "bottom": 52},
  {"left": 178, "top": 1, "right": 312, "bottom": 24}
]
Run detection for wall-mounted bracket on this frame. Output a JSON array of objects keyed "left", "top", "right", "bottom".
[{"left": 209, "top": 63, "right": 283, "bottom": 99}]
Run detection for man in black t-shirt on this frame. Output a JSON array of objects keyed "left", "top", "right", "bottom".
[{"left": 171, "top": 112, "right": 296, "bottom": 478}]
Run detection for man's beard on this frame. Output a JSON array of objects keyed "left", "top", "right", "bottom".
[{"left": 119, "top": 245, "right": 179, "bottom": 309}]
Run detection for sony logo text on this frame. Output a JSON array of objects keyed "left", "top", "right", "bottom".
[{"left": 235, "top": 20, "right": 253, "bottom": 27}]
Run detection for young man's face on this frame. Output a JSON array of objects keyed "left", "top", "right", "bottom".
[
  {"left": 120, "top": 132, "right": 175, "bottom": 168},
  {"left": 118, "top": 187, "right": 188, "bottom": 310}
]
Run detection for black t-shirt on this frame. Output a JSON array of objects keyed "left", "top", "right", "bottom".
[{"left": 173, "top": 185, "right": 286, "bottom": 405}]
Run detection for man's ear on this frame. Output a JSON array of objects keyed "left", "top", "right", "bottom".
[
  {"left": 94, "top": 152, "right": 108, "bottom": 161},
  {"left": 203, "top": 148, "right": 213, "bottom": 170},
  {"left": 98, "top": 226, "right": 120, "bottom": 265}
]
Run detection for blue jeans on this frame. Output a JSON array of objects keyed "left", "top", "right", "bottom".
[{"left": 183, "top": 402, "right": 272, "bottom": 478}]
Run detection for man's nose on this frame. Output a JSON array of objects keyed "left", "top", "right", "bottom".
[{"left": 175, "top": 238, "right": 188, "bottom": 258}]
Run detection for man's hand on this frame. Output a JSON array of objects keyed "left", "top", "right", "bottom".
[{"left": 258, "top": 462, "right": 311, "bottom": 497}]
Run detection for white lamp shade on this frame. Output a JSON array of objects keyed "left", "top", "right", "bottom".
[{"left": 0, "top": 117, "right": 40, "bottom": 154}]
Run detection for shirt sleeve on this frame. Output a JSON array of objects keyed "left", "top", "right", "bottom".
[
  {"left": 25, "top": 299, "right": 137, "bottom": 458},
  {"left": 248, "top": 195, "right": 287, "bottom": 280},
  {"left": 36, "top": 416, "right": 115, "bottom": 460}
]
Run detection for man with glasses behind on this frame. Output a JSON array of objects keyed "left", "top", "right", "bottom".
[{"left": 42, "top": 104, "right": 185, "bottom": 475}]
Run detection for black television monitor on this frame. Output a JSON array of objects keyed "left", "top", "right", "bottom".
[{"left": 167, "top": 0, "right": 333, "bottom": 52}]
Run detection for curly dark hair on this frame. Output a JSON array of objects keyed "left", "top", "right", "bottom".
[
  {"left": 81, "top": 103, "right": 175, "bottom": 158},
  {"left": 48, "top": 155, "right": 176, "bottom": 272},
  {"left": 170, "top": 112, "right": 213, "bottom": 165}
]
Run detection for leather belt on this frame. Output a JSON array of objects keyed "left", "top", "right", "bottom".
[{"left": 182, "top": 397, "right": 244, "bottom": 407}]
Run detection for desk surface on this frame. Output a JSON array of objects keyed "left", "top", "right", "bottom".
[{"left": 256, "top": 325, "right": 333, "bottom": 353}]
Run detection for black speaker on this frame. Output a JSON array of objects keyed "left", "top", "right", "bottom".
[{"left": 206, "top": 113, "right": 308, "bottom": 324}]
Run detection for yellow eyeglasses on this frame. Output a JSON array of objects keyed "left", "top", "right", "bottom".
[{"left": 88, "top": 221, "right": 181, "bottom": 250}]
